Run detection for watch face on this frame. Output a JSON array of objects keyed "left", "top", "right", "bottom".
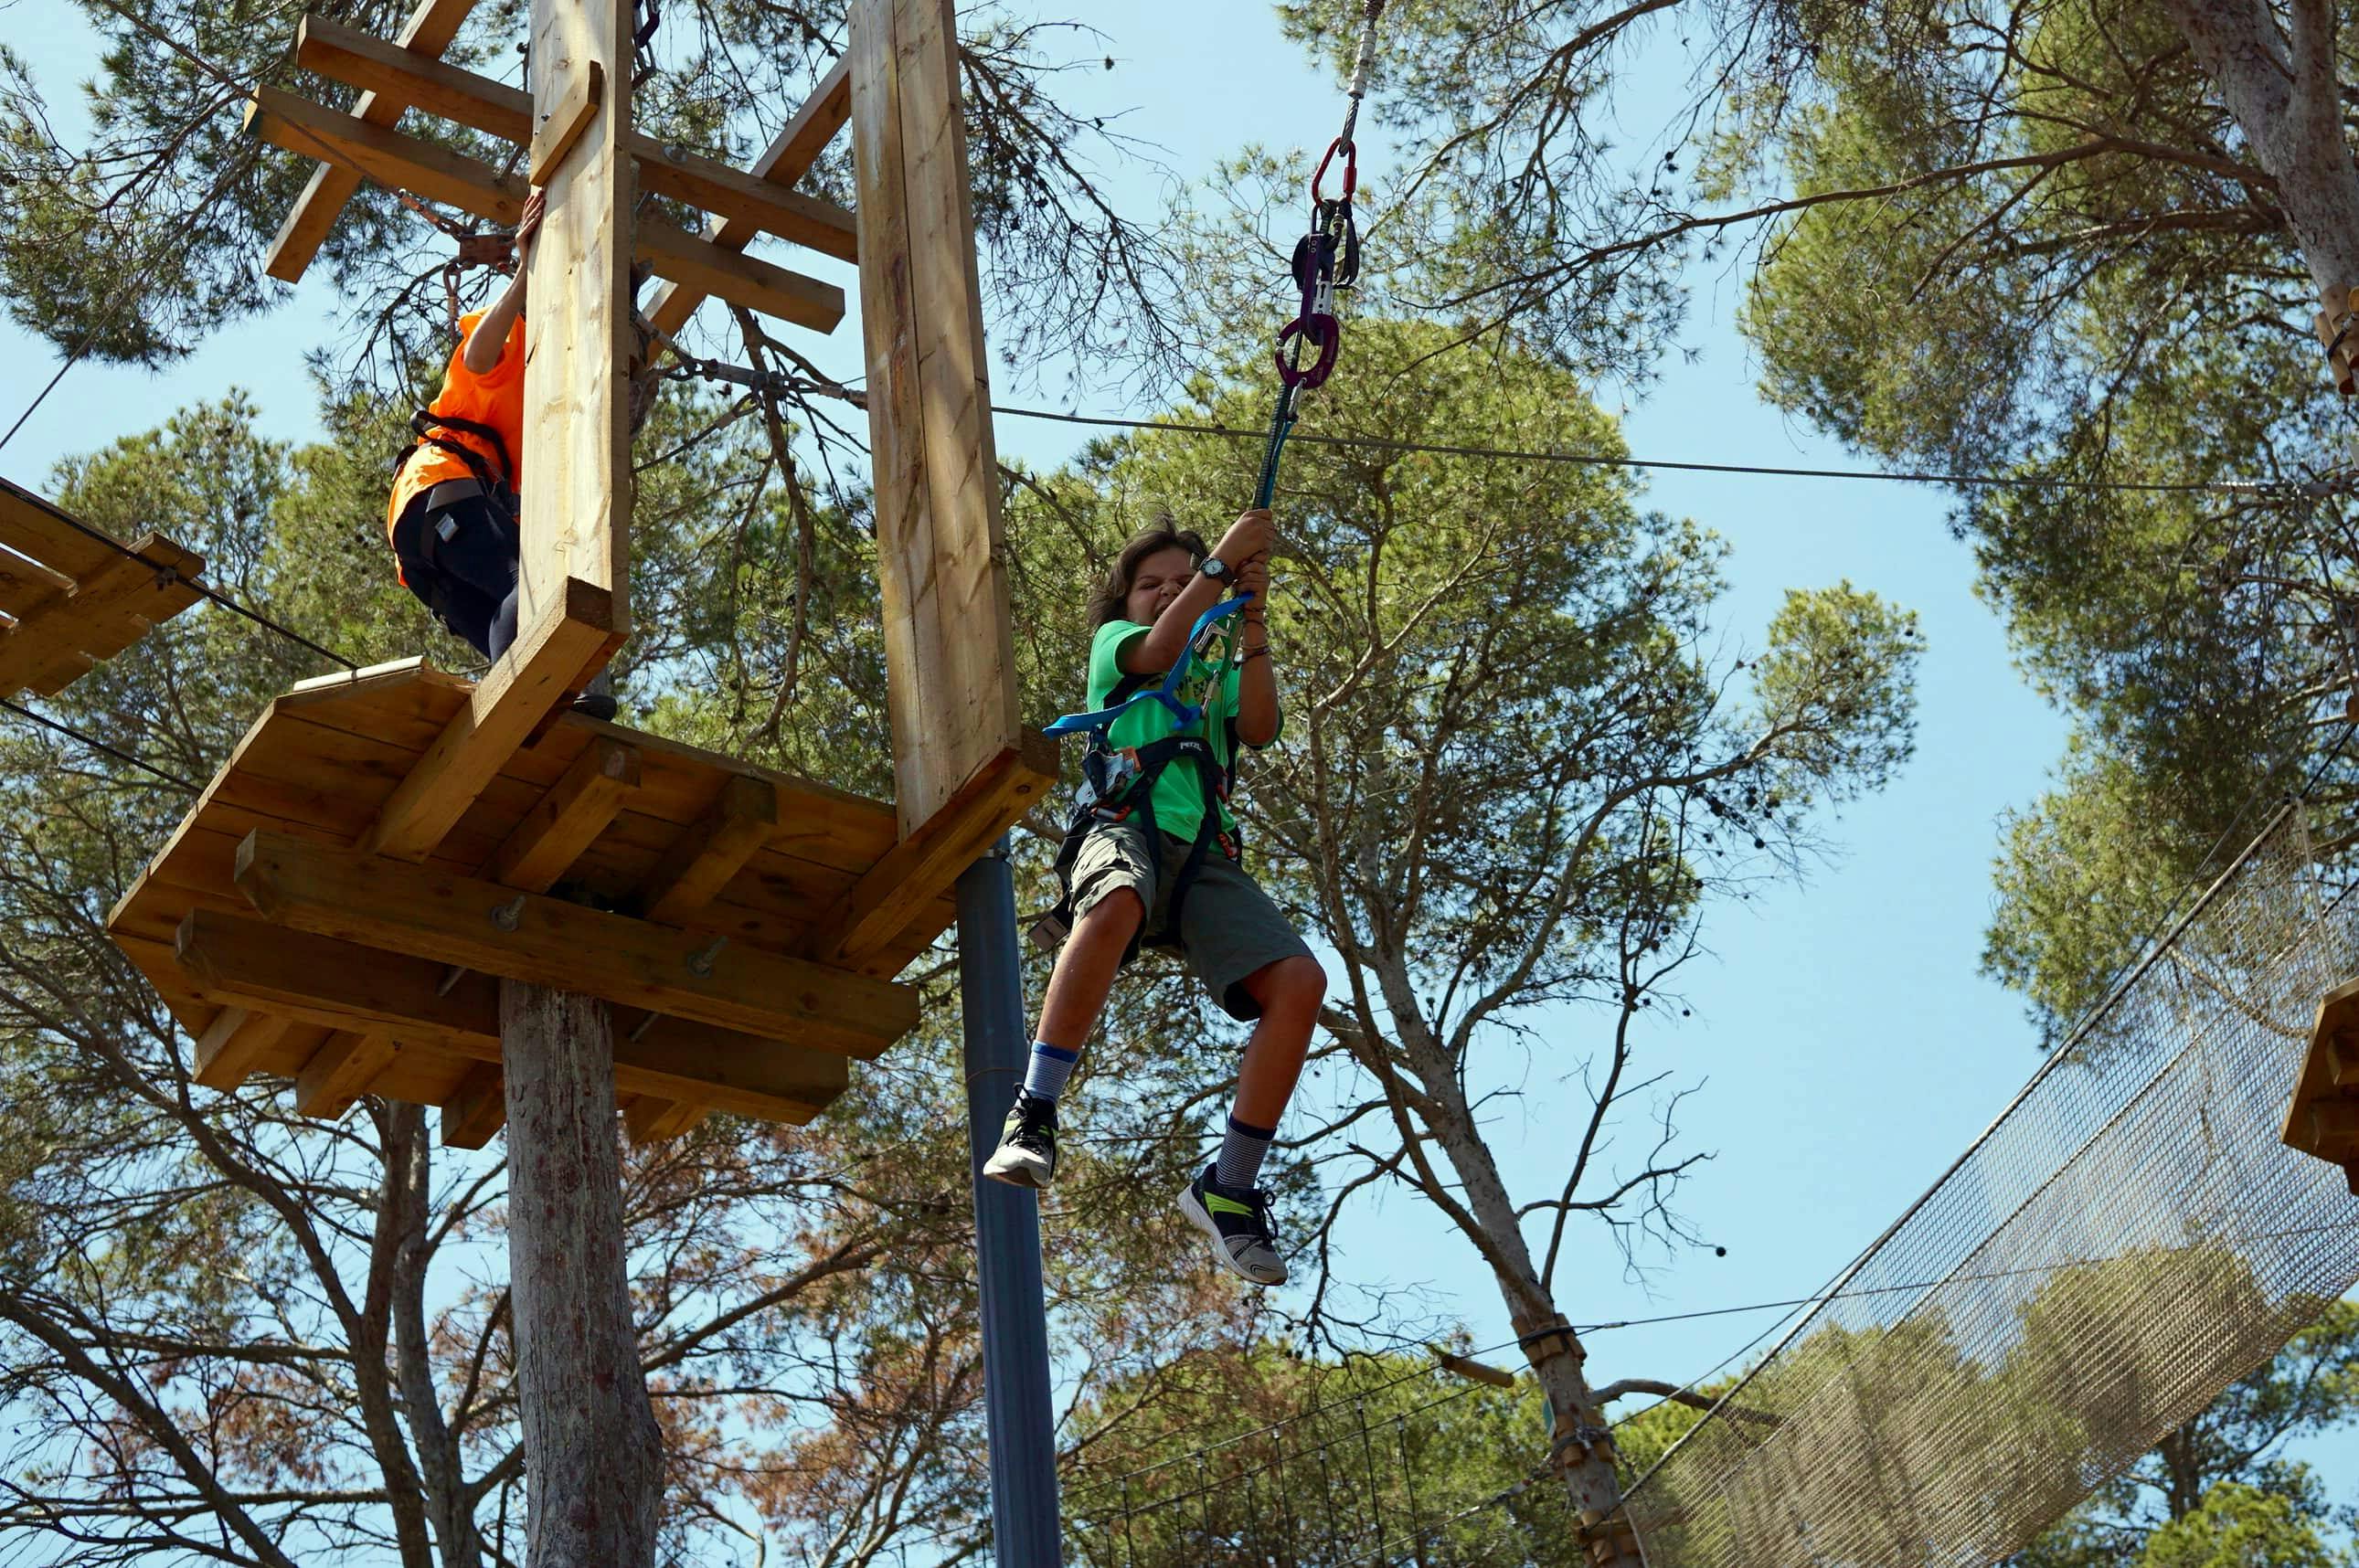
[{"left": 1202, "top": 557, "right": 1228, "bottom": 578}]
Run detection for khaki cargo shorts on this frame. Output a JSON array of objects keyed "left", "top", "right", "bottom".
[{"left": 1068, "top": 819, "right": 1313, "bottom": 1022}]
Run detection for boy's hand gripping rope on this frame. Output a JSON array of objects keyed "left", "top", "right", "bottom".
[{"left": 1048, "top": 2, "right": 1384, "bottom": 745}]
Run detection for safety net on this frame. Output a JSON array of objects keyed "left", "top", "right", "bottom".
[{"left": 1624, "top": 802, "right": 2359, "bottom": 1567}]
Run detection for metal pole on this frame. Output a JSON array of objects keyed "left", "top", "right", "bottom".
[{"left": 958, "top": 835, "right": 1062, "bottom": 1565}]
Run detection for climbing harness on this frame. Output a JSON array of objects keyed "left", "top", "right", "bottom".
[{"left": 1034, "top": 1, "right": 1386, "bottom": 951}]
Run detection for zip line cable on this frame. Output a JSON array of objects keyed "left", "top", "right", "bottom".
[
  {"left": 0, "top": 698, "right": 201, "bottom": 794},
  {"left": 990, "top": 403, "right": 2319, "bottom": 498}
]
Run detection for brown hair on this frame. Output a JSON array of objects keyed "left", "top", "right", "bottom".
[{"left": 1086, "top": 524, "right": 1207, "bottom": 629}]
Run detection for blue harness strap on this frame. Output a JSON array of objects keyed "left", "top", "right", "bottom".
[{"left": 1044, "top": 592, "right": 1255, "bottom": 739}]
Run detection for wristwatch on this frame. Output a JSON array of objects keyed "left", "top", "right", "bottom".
[{"left": 1199, "top": 556, "right": 1233, "bottom": 585}]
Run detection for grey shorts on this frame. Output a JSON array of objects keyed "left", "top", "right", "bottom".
[{"left": 1068, "top": 819, "right": 1314, "bottom": 1022}]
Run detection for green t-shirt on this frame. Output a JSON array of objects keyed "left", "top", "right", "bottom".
[{"left": 1088, "top": 619, "right": 1278, "bottom": 842}]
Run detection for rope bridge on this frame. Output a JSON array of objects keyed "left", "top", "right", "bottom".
[{"left": 1624, "top": 799, "right": 2359, "bottom": 1566}]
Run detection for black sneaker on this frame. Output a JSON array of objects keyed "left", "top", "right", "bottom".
[
  {"left": 982, "top": 1091, "right": 1058, "bottom": 1189},
  {"left": 1178, "top": 1164, "right": 1286, "bottom": 1286},
  {"left": 571, "top": 691, "right": 620, "bottom": 721}
]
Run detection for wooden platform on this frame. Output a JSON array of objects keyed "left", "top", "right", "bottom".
[
  {"left": 1, "top": 476, "right": 204, "bottom": 701},
  {"left": 2281, "top": 977, "right": 2359, "bottom": 1191},
  {"left": 105, "top": 659, "right": 1054, "bottom": 1145}
]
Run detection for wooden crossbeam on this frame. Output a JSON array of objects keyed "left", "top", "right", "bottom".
[
  {"left": 246, "top": 86, "right": 845, "bottom": 331},
  {"left": 489, "top": 735, "right": 640, "bottom": 889},
  {"left": 360, "top": 581, "right": 617, "bottom": 863},
  {"left": 232, "top": 831, "right": 916, "bottom": 1054},
  {"left": 647, "top": 58, "right": 853, "bottom": 334},
  {"left": 294, "top": 1031, "right": 398, "bottom": 1118},
  {"left": 0, "top": 481, "right": 207, "bottom": 701},
  {"left": 264, "top": 0, "right": 483, "bottom": 282},
  {"left": 296, "top": 16, "right": 856, "bottom": 263},
  {"left": 851, "top": 0, "right": 1023, "bottom": 837},
  {"left": 175, "top": 907, "right": 850, "bottom": 1120},
  {"left": 442, "top": 1062, "right": 505, "bottom": 1149},
  {"left": 809, "top": 733, "right": 1055, "bottom": 964},
  {"left": 637, "top": 775, "right": 776, "bottom": 925},
  {"left": 622, "top": 777, "right": 776, "bottom": 1138},
  {"left": 194, "top": 1005, "right": 291, "bottom": 1090}
]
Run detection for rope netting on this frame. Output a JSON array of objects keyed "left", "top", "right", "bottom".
[{"left": 1624, "top": 800, "right": 2359, "bottom": 1567}]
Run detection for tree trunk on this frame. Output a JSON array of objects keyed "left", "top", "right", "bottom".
[
  {"left": 360, "top": 1106, "right": 436, "bottom": 1568},
  {"left": 2162, "top": 0, "right": 2359, "bottom": 305},
  {"left": 501, "top": 981, "right": 664, "bottom": 1568},
  {"left": 388, "top": 1100, "right": 487, "bottom": 1568},
  {"left": 1422, "top": 1086, "right": 1643, "bottom": 1568}
]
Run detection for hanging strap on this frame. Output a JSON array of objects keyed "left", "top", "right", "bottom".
[{"left": 1044, "top": 593, "right": 1255, "bottom": 739}]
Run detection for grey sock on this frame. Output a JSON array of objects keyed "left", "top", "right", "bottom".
[{"left": 1215, "top": 1113, "right": 1275, "bottom": 1191}]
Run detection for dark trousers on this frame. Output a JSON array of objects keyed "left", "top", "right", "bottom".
[{"left": 391, "top": 487, "right": 521, "bottom": 662}]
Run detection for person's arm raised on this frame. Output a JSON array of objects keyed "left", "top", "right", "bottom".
[
  {"left": 1119, "top": 509, "right": 1273, "bottom": 675},
  {"left": 462, "top": 190, "right": 544, "bottom": 376},
  {"left": 1231, "top": 552, "right": 1280, "bottom": 748}
]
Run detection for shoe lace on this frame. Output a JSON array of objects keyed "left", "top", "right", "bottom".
[{"left": 1012, "top": 1098, "right": 1056, "bottom": 1150}]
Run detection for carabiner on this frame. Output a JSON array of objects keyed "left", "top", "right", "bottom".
[
  {"left": 1275, "top": 313, "right": 1343, "bottom": 390},
  {"left": 1311, "top": 135, "right": 1359, "bottom": 205}
]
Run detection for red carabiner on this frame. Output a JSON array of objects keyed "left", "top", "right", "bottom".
[
  {"left": 1311, "top": 136, "right": 1359, "bottom": 206},
  {"left": 1275, "top": 313, "right": 1342, "bottom": 390}
]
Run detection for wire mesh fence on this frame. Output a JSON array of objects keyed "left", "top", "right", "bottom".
[{"left": 1623, "top": 800, "right": 2359, "bottom": 1568}]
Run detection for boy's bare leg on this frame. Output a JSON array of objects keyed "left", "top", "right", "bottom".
[
  {"left": 1034, "top": 889, "right": 1144, "bottom": 1051},
  {"left": 1230, "top": 956, "right": 1326, "bottom": 1128}
]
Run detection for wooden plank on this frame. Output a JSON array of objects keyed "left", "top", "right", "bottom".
[
  {"left": 635, "top": 220, "right": 846, "bottom": 334},
  {"left": 294, "top": 13, "right": 532, "bottom": 141},
  {"left": 193, "top": 1005, "right": 291, "bottom": 1090},
  {"left": 519, "top": 0, "right": 634, "bottom": 691},
  {"left": 441, "top": 1062, "right": 506, "bottom": 1149},
  {"left": 175, "top": 907, "right": 848, "bottom": 1120},
  {"left": 2311, "top": 1099, "right": 2359, "bottom": 1151},
  {"left": 850, "top": 0, "right": 1022, "bottom": 836},
  {"left": 489, "top": 735, "right": 640, "bottom": 890},
  {"left": 247, "top": 86, "right": 526, "bottom": 227},
  {"left": 263, "top": 0, "right": 484, "bottom": 282},
  {"left": 624, "top": 1096, "right": 707, "bottom": 1145},
  {"left": 636, "top": 776, "right": 778, "bottom": 925},
  {"left": 0, "top": 546, "right": 75, "bottom": 620},
  {"left": 232, "top": 832, "right": 918, "bottom": 1055},
  {"left": 360, "top": 579, "right": 619, "bottom": 862},
  {"left": 0, "top": 475, "right": 119, "bottom": 579},
  {"left": 291, "top": 20, "right": 852, "bottom": 262},
  {"left": 810, "top": 732, "right": 1053, "bottom": 962},
  {"left": 527, "top": 60, "right": 604, "bottom": 185},
  {"left": 628, "top": 136, "right": 856, "bottom": 262},
  {"left": 294, "top": 1032, "right": 398, "bottom": 1118},
  {"left": 646, "top": 57, "right": 853, "bottom": 335},
  {"left": 1, "top": 535, "right": 207, "bottom": 697}
]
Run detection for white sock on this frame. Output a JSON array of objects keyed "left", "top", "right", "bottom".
[{"left": 1022, "top": 1041, "right": 1079, "bottom": 1101}]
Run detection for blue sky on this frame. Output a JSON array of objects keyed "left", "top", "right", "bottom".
[{"left": 5, "top": 0, "right": 2339, "bottom": 1538}]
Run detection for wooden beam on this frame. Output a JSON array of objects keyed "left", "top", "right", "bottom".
[
  {"left": 646, "top": 57, "right": 853, "bottom": 335},
  {"left": 294, "top": 1032, "right": 398, "bottom": 1118},
  {"left": 0, "top": 534, "right": 207, "bottom": 699},
  {"left": 0, "top": 474, "right": 122, "bottom": 579},
  {"left": 360, "top": 579, "right": 618, "bottom": 863},
  {"left": 263, "top": 0, "right": 483, "bottom": 282},
  {"left": 628, "top": 136, "right": 856, "bottom": 262},
  {"left": 636, "top": 220, "right": 846, "bottom": 334},
  {"left": 247, "top": 85, "right": 525, "bottom": 227},
  {"left": 850, "top": 0, "right": 1023, "bottom": 837},
  {"left": 175, "top": 908, "right": 848, "bottom": 1121},
  {"left": 294, "top": 13, "right": 531, "bottom": 141},
  {"left": 809, "top": 733, "right": 1056, "bottom": 964},
  {"left": 249, "top": 85, "right": 843, "bottom": 334},
  {"left": 519, "top": 0, "right": 633, "bottom": 699},
  {"left": 624, "top": 1096, "right": 707, "bottom": 1145},
  {"left": 293, "top": 18, "right": 855, "bottom": 263},
  {"left": 636, "top": 775, "right": 777, "bottom": 926},
  {"left": 489, "top": 735, "right": 641, "bottom": 890},
  {"left": 441, "top": 1062, "right": 506, "bottom": 1149},
  {"left": 232, "top": 832, "right": 917, "bottom": 1055},
  {"left": 193, "top": 1005, "right": 291, "bottom": 1090},
  {"left": 528, "top": 60, "right": 604, "bottom": 185}
]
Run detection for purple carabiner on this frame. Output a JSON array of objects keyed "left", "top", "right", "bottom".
[{"left": 1275, "top": 313, "right": 1342, "bottom": 389}]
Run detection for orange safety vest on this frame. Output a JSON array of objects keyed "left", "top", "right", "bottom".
[{"left": 388, "top": 311, "right": 526, "bottom": 553}]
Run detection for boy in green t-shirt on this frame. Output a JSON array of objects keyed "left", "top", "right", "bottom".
[{"left": 983, "top": 510, "right": 1325, "bottom": 1287}]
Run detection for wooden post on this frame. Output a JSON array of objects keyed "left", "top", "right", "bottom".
[
  {"left": 849, "top": 0, "right": 1024, "bottom": 837},
  {"left": 519, "top": 0, "right": 635, "bottom": 690},
  {"left": 500, "top": 981, "right": 663, "bottom": 1568}
]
